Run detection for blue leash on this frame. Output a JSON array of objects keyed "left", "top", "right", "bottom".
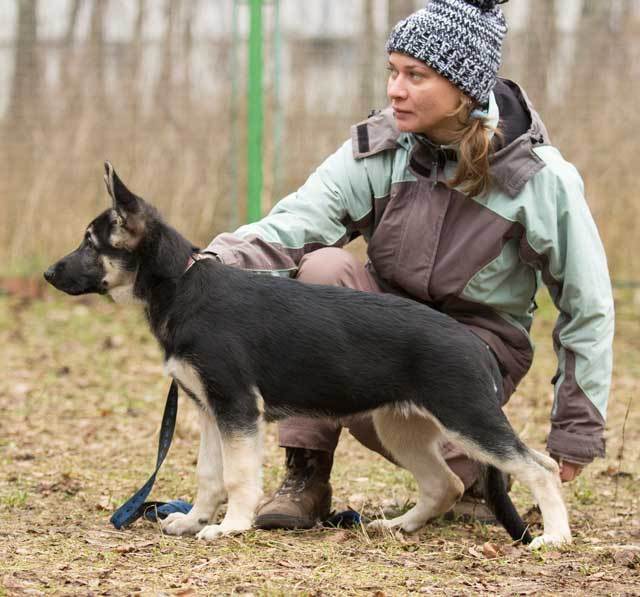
[
  {"left": 110, "top": 380, "right": 179, "bottom": 529},
  {"left": 110, "top": 379, "right": 362, "bottom": 529}
]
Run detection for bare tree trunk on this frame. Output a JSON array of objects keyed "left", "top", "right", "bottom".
[
  {"left": 88, "top": 0, "right": 107, "bottom": 112},
  {"left": 2, "top": 0, "right": 39, "bottom": 261},
  {"left": 60, "top": 0, "right": 82, "bottom": 111},
  {"left": 8, "top": 0, "right": 39, "bottom": 126},
  {"left": 156, "top": 0, "right": 181, "bottom": 107},
  {"left": 360, "top": 0, "right": 377, "bottom": 115},
  {"left": 583, "top": 0, "right": 612, "bottom": 18},
  {"left": 525, "top": 0, "right": 556, "bottom": 113},
  {"left": 183, "top": 0, "right": 195, "bottom": 108},
  {"left": 129, "top": 0, "right": 146, "bottom": 107},
  {"left": 64, "top": 0, "right": 81, "bottom": 45},
  {"left": 123, "top": 0, "right": 147, "bottom": 171}
]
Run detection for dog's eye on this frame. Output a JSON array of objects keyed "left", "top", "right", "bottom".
[{"left": 85, "top": 234, "right": 94, "bottom": 248}]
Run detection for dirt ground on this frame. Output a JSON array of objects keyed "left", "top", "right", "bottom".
[{"left": 1, "top": 287, "right": 638, "bottom": 596}]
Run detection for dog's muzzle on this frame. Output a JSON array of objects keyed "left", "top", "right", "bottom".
[{"left": 43, "top": 259, "right": 104, "bottom": 296}]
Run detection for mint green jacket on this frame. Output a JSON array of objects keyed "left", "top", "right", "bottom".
[{"left": 207, "top": 79, "right": 614, "bottom": 464}]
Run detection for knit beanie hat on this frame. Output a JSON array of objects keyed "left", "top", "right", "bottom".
[{"left": 385, "top": 0, "right": 508, "bottom": 105}]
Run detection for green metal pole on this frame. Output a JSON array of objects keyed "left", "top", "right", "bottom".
[
  {"left": 230, "top": 0, "right": 240, "bottom": 230},
  {"left": 247, "top": 0, "right": 263, "bottom": 222},
  {"left": 273, "top": 0, "right": 283, "bottom": 202}
]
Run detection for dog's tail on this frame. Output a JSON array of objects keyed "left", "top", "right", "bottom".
[{"left": 483, "top": 465, "right": 533, "bottom": 545}]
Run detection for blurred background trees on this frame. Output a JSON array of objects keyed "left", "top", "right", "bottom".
[{"left": 0, "top": 0, "right": 638, "bottom": 283}]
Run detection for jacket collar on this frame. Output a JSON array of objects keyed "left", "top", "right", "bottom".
[
  {"left": 488, "top": 79, "right": 550, "bottom": 197},
  {"left": 351, "top": 79, "right": 550, "bottom": 198}
]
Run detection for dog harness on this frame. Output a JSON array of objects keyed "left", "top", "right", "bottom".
[{"left": 184, "top": 251, "right": 219, "bottom": 272}]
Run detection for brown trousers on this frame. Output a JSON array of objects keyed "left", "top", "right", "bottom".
[{"left": 280, "top": 247, "right": 481, "bottom": 489}]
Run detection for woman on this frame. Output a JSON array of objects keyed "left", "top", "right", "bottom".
[{"left": 205, "top": 0, "right": 614, "bottom": 529}]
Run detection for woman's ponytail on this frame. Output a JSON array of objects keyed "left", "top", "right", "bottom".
[{"left": 446, "top": 99, "right": 499, "bottom": 198}]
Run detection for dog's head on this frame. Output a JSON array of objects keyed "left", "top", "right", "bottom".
[{"left": 44, "top": 162, "right": 153, "bottom": 301}]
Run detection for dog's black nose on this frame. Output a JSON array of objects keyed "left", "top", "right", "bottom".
[{"left": 43, "top": 266, "right": 55, "bottom": 283}]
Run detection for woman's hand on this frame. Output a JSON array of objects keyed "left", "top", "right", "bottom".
[{"left": 552, "top": 456, "right": 584, "bottom": 482}]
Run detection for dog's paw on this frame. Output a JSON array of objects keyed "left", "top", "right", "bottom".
[
  {"left": 161, "top": 512, "right": 208, "bottom": 536},
  {"left": 196, "top": 524, "right": 226, "bottom": 541},
  {"left": 367, "top": 519, "right": 393, "bottom": 534},
  {"left": 196, "top": 519, "right": 252, "bottom": 541},
  {"left": 367, "top": 516, "right": 423, "bottom": 534},
  {"left": 528, "top": 533, "right": 572, "bottom": 550}
]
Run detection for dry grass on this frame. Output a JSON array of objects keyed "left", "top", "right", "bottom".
[
  {"left": 0, "top": 287, "right": 638, "bottom": 596},
  {"left": 2, "top": 6, "right": 640, "bottom": 282},
  {"left": 1, "top": 12, "right": 639, "bottom": 593}
]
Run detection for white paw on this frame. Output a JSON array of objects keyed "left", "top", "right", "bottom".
[
  {"left": 367, "top": 516, "right": 424, "bottom": 534},
  {"left": 529, "top": 533, "right": 572, "bottom": 550},
  {"left": 196, "top": 520, "right": 252, "bottom": 541},
  {"left": 399, "top": 519, "right": 424, "bottom": 533},
  {"left": 367, "top": 519, "right": 393, "bottom": 533},
  {"left": 161, "top": 511, "right": 209, "bottom": 536},
  {"left": 367, "top": 518, "right": 414, "bottom": 533}
]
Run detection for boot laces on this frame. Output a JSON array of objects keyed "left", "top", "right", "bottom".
[{"left": 275, "top": 450, "right": 316, "bottom": 496}]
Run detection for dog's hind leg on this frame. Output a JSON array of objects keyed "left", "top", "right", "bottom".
[
  {"left": 368, "top": 408, "right": 464, "bottom": 534},
  {"left": 162, "top": 409, "right": 226, "bottom": 536},
  {"left": 197, "top": 425, "right": 263, "bottom": 540},
  {"left": 497, "top": 449, "right": 571, "bottom": 550},
  {"left": 450, "top": 421, "right": 571, "bottom": 549}
]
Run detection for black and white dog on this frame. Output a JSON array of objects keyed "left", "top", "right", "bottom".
[{"left": 44, "top": 163, "right": 571, "bottom": 549}]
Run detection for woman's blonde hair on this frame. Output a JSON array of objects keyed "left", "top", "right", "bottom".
[{"left": 446, "top": 97, "right": 501, "bottom": 198}]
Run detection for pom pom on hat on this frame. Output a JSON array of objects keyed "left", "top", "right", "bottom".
[{"left": 466, "top": 0, "right": 508, "bottom": 11}]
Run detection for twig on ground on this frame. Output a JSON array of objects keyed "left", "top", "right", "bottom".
[{"left": 614, "top": 394, "right": 633, "bottom": 503}]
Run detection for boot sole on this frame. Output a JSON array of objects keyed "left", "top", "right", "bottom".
[{"left": 254, "top": 513, "right": 318, "bottom": 530}]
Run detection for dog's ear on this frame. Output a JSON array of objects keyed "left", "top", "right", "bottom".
[
  {"left": 104, "top": 161, "right": 141, "bottom": 216},
  {"left": 103, "top": 161, "right": 146, "bottom": 250}
]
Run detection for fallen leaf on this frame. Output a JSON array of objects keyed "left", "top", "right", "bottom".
[
  {"left": 542, "top": 551, "right": 562, "bottom": 560},
  {"left": 468, "top": 546, "right": 483, "bottom": 559},
  {"left": 326, "top": 530, "right": 351, "bottom": 543},
  {"left": 613, "top": 550, "right": 640, "bottom": 569},
  {"left": 277, "top": 559, "right": 300, "bottom": 569},
  {"left": 96, "top": 495, "right": 112, "bottom": 511},
  {"left": 115, "top": 544, "right": 136, "bottom": 554},
  {"left": 482, "top": 542, "right": 500, "bottom": 558},
  {"left": 37, "top": 473, "right": 81, "bottom": 496}
]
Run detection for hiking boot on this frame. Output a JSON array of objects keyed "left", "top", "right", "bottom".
[
  {"left": 446, "top": 494, "right": 496, "bottom": 523},
  {"left": 254, "top": 448, "right": 333, "bottom": 529}
]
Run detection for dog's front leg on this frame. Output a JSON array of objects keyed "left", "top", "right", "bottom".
[
  {"left": 196, "top": 427, "right": 262, "bottom": 540},
  {"left": 162, "top": 410, "right": 226, "bottom": 536}
]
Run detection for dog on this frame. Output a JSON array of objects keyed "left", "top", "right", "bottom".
[{"left": 44, "top": 162, "right": 571, "bottom": 550}]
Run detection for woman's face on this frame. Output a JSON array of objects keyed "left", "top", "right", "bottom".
[{"left": 387, "top": 52, "right": 466, "bottom": 143}]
